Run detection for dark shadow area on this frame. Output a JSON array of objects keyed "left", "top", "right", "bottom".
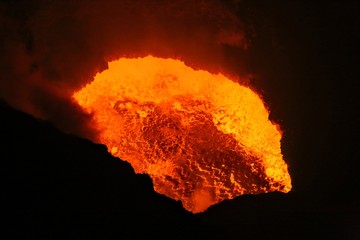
[{"left": 0, "top": 99, "right": 227, "bottom": 239}]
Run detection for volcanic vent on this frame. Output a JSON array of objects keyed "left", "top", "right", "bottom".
[{"left": 73, "top": 55, "right": 292, "bottom": 213}]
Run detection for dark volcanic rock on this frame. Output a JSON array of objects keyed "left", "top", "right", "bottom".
[
  {"left": 0, "top": 99, "right": 222, "bottom": 239},
  {"left": 196, "top": 191, "right": 360, "bottom": 240},
  {"left": 1, "top": 95, "right": 359, "bottom": 240}
]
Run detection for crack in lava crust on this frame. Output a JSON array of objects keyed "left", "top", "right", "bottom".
[{"left": 73, "top": 55, "right": 292, "bottom": 213}]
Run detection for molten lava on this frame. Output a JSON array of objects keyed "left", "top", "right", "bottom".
[{"left": 73, "top": 55, "right": 292, "bottom": 213}]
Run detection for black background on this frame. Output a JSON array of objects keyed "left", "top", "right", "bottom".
[{"left": 1, "top": 1, "right": 359, "bottom": 239}]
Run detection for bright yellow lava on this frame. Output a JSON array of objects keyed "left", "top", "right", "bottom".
[{"left": 73, "top": 55, "right": 292, "bottom": 213}]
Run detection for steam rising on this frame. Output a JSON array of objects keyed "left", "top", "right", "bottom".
[{"left": 0, "top": 0, "right": 249, "bottom": 138}]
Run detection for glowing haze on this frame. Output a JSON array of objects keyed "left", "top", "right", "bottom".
[
  {"left": 73, "top": 56, "right": 292, "bottom": 213},
  {"left": 1, "top": 0, "right": 292, "bottom": 213},
  {"left": 0, "top": 0, "right": 250, "bottom": 139}
]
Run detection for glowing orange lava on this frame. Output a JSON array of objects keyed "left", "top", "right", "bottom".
[{"left": 73, "top": 55, "right": 292, "bottom": 213}]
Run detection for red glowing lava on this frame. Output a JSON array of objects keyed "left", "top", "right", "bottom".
[{"left": 73, "top": 55, "right": 292, "bottom": 213}]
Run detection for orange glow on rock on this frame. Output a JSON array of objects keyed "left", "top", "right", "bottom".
[{"left": 73, "top": 55, "right": 292, "bottom": 213}]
